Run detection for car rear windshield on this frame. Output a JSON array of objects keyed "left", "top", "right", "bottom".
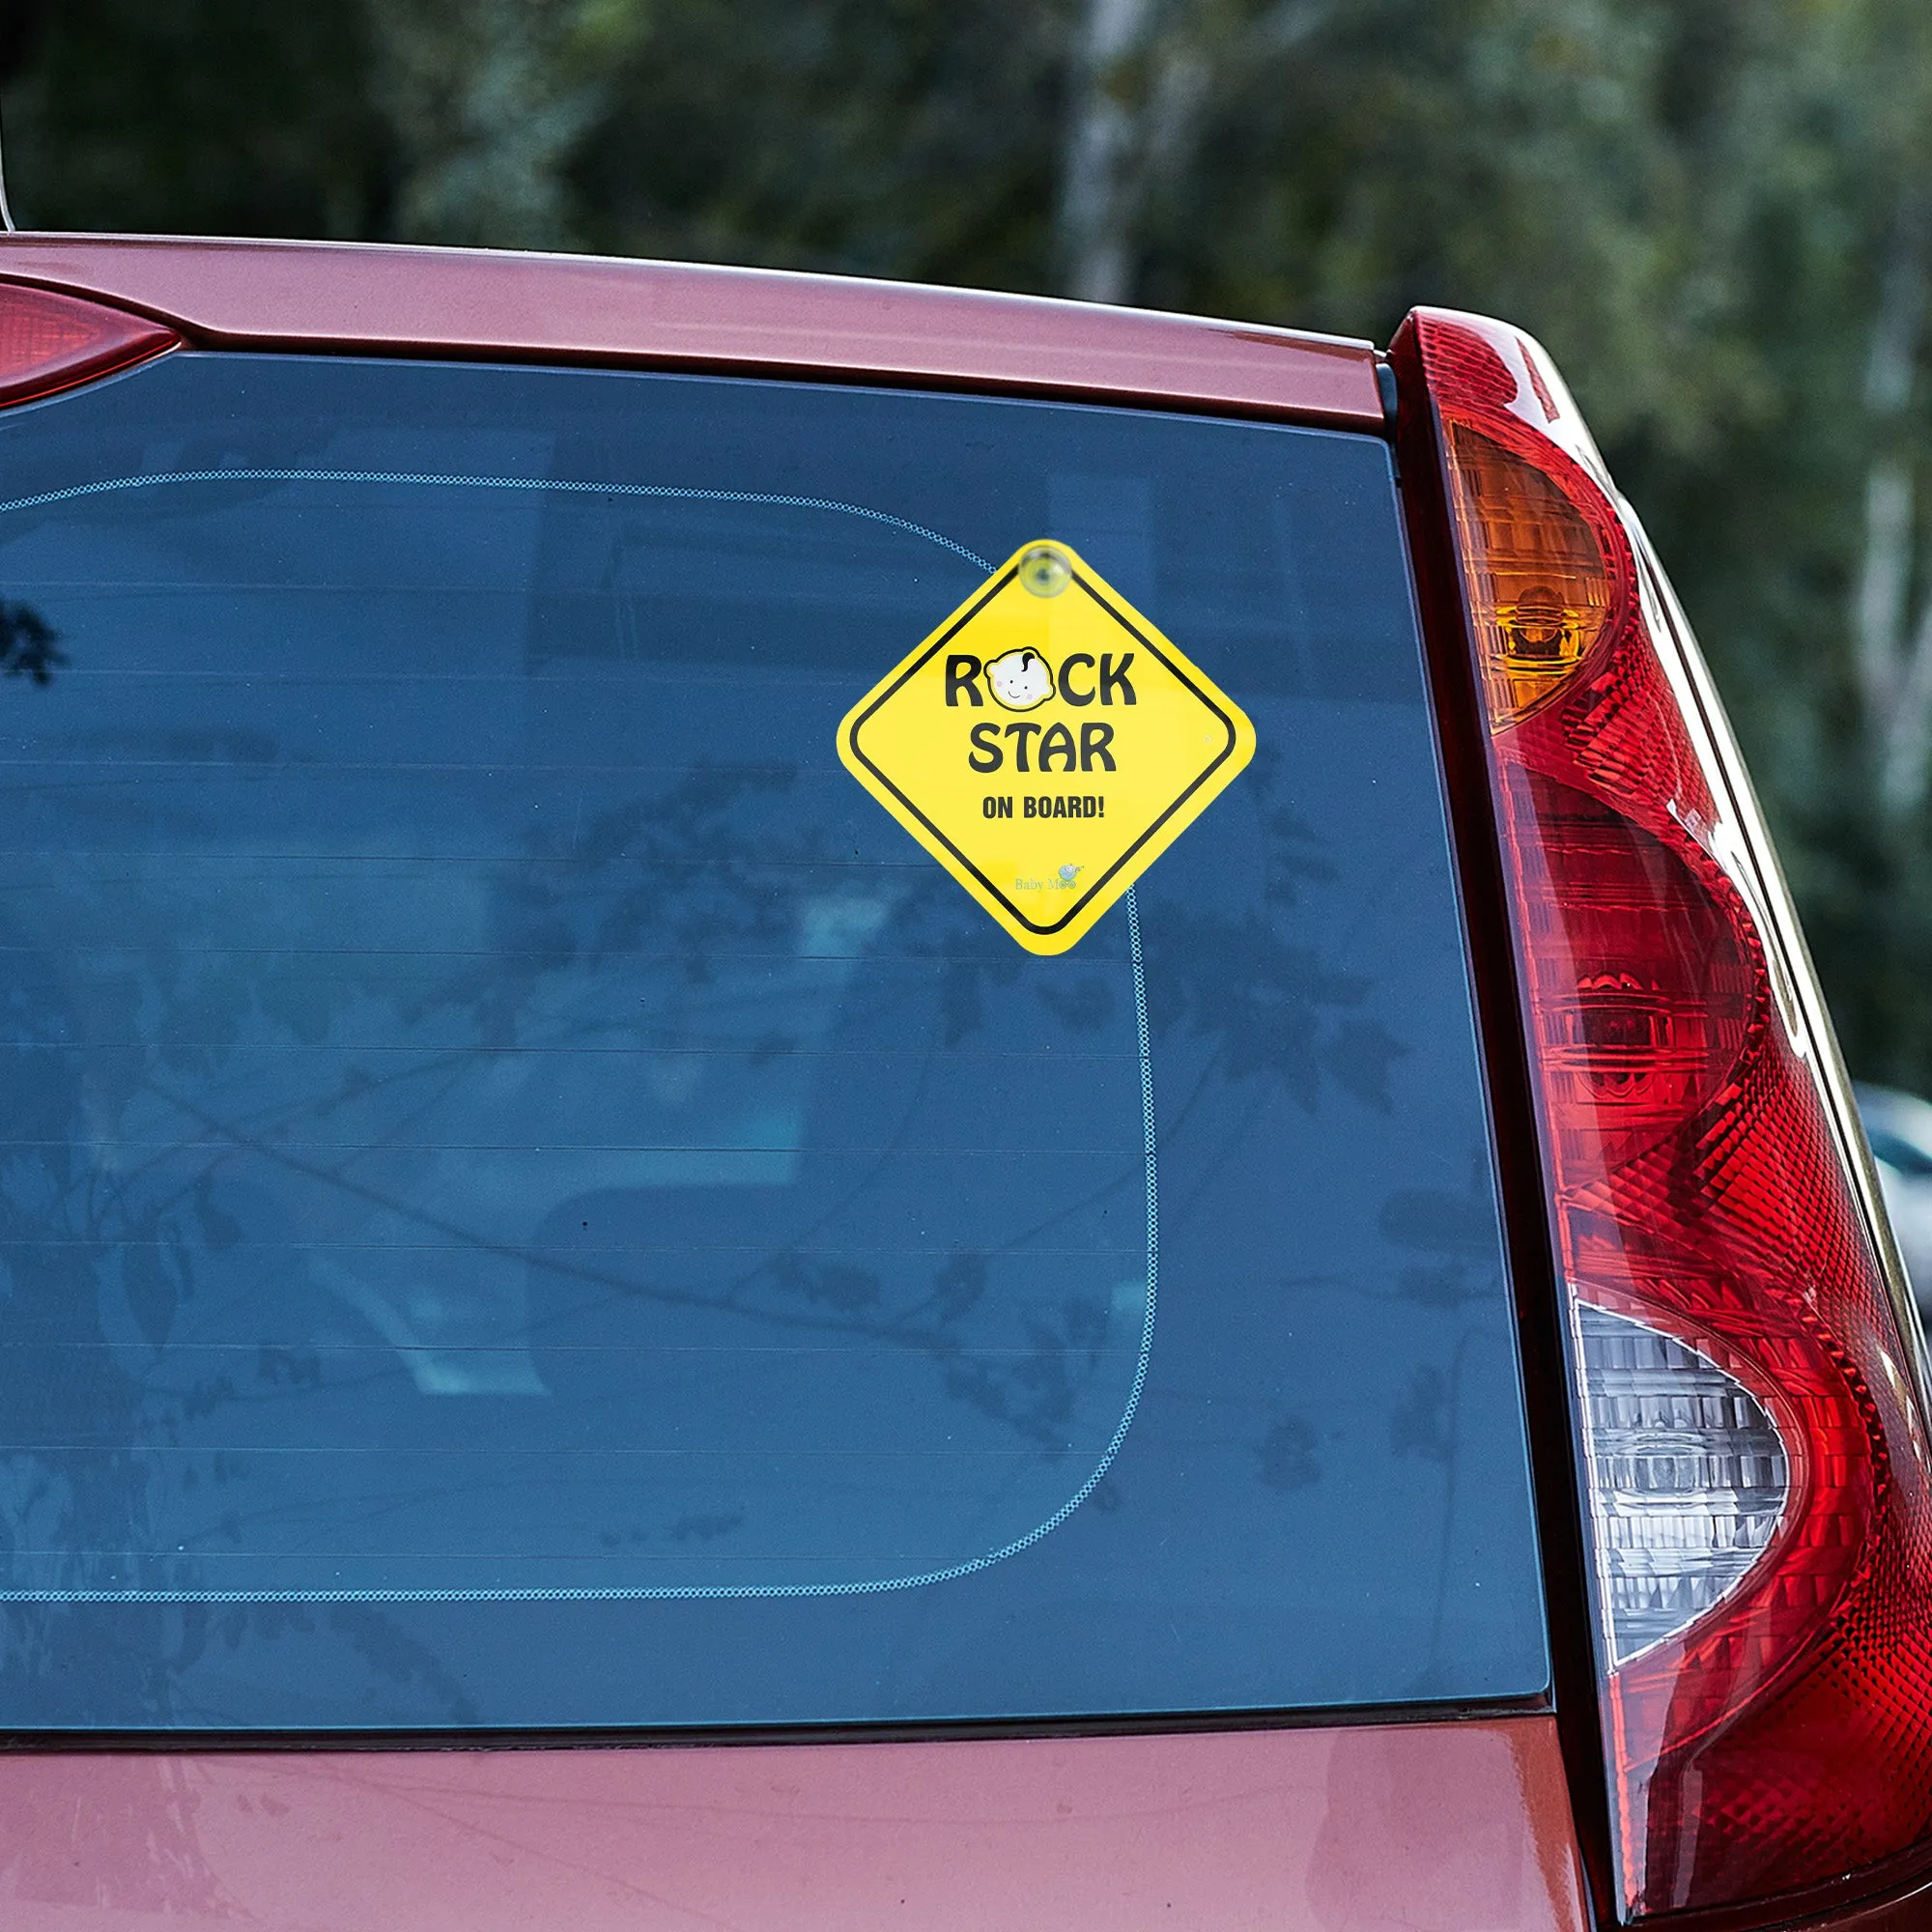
[{"left": 0, "top": 349, "right": 1545, "bottom": 1730}]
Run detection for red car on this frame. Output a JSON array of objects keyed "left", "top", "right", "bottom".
[{"left": 0, "top": 236, "right": 1920, "bottom": 1932}]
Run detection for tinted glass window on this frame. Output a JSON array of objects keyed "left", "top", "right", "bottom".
[{"left": 0, "top": 352, "right": 1544, "bottom": 1728}]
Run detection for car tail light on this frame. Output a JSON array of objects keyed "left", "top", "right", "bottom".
[
  {"left": 0, "top": 280, "right": 176, "bottom": 407},
  {"left": 1576, "top": 1303, "right": 1791, "bottom": 1665},
  {"left": 1404, "top": 306, "right": 1932, "bottom": 1919}
]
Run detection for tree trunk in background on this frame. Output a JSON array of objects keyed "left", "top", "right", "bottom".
[
  {"left": 1058, "top": 0, "right": 1158, "bottom": 303},
  {"left": 1856, "top": 192, "right": 1932, "bottom": 818},
  {"left": 1055, "top": 0, "right": 1328, "bottom": 308}
]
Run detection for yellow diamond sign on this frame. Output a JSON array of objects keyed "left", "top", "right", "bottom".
[{"left": 838, "top": 539, "right": 1256, "bottom": 953}]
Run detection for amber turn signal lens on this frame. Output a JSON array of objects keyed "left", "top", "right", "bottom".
[{"left": 1444, "top": 423, "right": 1615, "bottom": 727}]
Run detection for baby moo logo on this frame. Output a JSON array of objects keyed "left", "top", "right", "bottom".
[
  {"left": 984, "top": 646, "right": 1055, "bottom": 710},
  {"left": 838, "top": 540, "right": 1255, "bottom": 954}
]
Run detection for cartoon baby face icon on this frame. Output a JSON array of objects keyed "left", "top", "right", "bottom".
[{"left": 985, "top": 647, "right": 1055, "bottom": 711}]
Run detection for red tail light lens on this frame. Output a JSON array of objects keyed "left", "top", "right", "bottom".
[
  {"left": 0, "top": 280, "right": 176, "bottom": 407},
  {"left": 1408, "top": 307, "right": 1932, "bottom": 1919}
]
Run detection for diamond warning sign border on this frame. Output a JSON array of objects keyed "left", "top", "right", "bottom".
[{"left": 841, "top": 555, "right": 1246, "bottom": 943}]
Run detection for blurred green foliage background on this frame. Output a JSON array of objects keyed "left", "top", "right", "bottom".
[{"left": 2, "top": 0, "right": 1928, "bottom": 1083}]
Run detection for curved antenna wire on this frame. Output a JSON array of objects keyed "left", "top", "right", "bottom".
[{"left": 0, "top": 98, "right": 16, "bottom": 234}]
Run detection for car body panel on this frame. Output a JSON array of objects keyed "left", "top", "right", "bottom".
[
  {"left": 0, "top": 234, "right": 1383, "bottom": 429},
  {"left": 0, "top": 1718, "right": 1588, "bottom": 1931}
]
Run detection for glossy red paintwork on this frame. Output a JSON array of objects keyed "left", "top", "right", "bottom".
[
  {"left": 0, "top": 233, "right": 1383, "bottom": 428},
  {"left": 0, "top": 1718, "right": 1587, "bottom": 1931}
]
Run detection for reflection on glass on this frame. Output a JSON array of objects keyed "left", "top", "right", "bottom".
[{"left": 0, "top": 356, "right": 1545, "bottom": 1729}]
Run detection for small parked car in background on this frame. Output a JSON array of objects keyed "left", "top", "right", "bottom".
[
  {"left": 1857, "top": 1082, "right": 1932, "bottom": 1326},
  {"left": 0, "top": 237, "right": 1923, "bottom": 1930}
]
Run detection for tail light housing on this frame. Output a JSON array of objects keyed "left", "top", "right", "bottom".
[
  {"left": 0, "top": 280, "right": 176, "bottom": 407},
  {"left": 1404, "top": 306, "right": 1932, "bottom": 1920}
]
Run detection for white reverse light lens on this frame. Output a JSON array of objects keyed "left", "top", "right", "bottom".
[{"left": 1577, "top": 1302, "right": 1789, "bottom": 1663}]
